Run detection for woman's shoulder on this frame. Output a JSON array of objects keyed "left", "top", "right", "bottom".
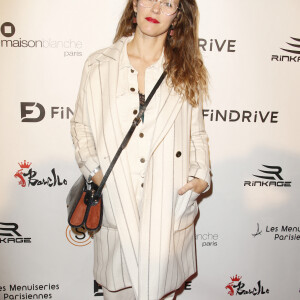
[{"left": 85, "top": 36, "right": 129, "bottom": 67}]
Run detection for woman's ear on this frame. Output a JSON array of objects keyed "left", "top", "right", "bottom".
[{"left": 133, "top": 0, "right": 138, "bottom": 13}]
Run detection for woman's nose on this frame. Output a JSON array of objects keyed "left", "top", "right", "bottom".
[{"left": 151, "top": 1, "right": 161, "bottom": 14}]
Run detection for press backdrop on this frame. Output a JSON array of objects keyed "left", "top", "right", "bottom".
[{"left": 0, "top": 0, "right": 299, "bottom": 299}]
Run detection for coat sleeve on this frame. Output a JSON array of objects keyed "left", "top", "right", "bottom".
[
  {"left": 188, "top": 102, "right": 211, "bottom": 192},
  {"left": 70, "top": 57, "right": 100, "bottom": 181}
]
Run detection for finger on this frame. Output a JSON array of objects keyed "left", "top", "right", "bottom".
[{"left": 178, "top": 181, "right": 194, "bottom": 195}]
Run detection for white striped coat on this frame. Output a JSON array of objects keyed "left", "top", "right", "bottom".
[{"left": 70, "top": 36, "right": 211, "bottom": 300}]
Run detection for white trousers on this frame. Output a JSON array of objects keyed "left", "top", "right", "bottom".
[{"left": 102, "top": 287, "right": 176, "bottom": 300}]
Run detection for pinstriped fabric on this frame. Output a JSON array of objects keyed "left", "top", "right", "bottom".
[{"left": 70, "top": 36, "right": 211, "bottom": 300}]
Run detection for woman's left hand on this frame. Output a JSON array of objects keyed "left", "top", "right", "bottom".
[{"left": 178, "top": 178, "right": 208, "bottom": 195}]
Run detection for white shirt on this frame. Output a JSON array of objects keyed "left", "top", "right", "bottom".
[{"left": 116, "top": 36, "right": 165, "bottom": 214}]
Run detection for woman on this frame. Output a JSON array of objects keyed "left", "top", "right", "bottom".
[{"left": 70, "top": 0, "right": 211, "bottom": 299}]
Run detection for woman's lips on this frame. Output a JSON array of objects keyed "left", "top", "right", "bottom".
[{"left": 145, "top": 17, "right": 160, "bottom": 24}]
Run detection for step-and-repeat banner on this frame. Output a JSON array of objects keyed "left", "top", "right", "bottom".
[{"left": 1, "top": 0, "right": 299, "bottom": 299}]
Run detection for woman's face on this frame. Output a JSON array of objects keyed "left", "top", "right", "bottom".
[{"left": 133, "top": 0, "right": 179, "bottom": 39}]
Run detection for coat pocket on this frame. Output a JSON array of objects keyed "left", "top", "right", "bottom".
[
  {"left": 174, "top": 190, "right": 200, "bottom": 232},
  {"left": 101, "top": 186, "right": 118, "bottom": 229}
]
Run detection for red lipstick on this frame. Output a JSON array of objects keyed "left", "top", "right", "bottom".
[{"left": 145, "top": 17, "right": 160, "bottom": 24}]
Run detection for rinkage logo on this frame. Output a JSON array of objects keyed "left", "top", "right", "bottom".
[
  {"left": 271, "top": 37, "right": 300, "bottom": 62},
  {"left": 14, "top": 160, "right": 67, "bottom": 187},
  {"left": 0, "top": 21, "right": 82, "bottom": 57},
  {"left": 21, "top": 102, "right": 73, "bottom": 122},
  {"left": 244, "top": 165, "right": 291, "bottom": 187},
  {"left": 0, "top": 222, "right": 31, "bottom": 244},
  {"left": 225, "top": 275, "right": 269, "bottom": 296}
]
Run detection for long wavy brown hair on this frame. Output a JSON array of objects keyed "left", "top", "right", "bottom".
[{"left": 114, "top": 0, "right": 208, "bottom": 106}]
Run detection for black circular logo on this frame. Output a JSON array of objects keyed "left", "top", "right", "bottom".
[{"left": 1, "top": 22, "right": 15, "bottom": 37}]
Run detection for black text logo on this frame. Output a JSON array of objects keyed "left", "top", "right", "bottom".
[
  {"left": 252, "top": 222, "right": 300, "bottom": 241},
  {"left": 280, "top": 37, "right": 300, "bottom": 55},
  {"left": 271, "top": 37, "right": 300, "bottom": 62},
  {"left": 21, "top": 102, "right": 45, "bottom": 122},
  {"left": 225, "top": 275, "right": 269, "bottom": 296},
  {"left": 14, "top": 160, "right": 67, "bottom": 187},
  {"left": 0, "top": 22, "right": 15, "bottom": 37},
  {"left": 252, "top": 223, "right": 262, "bottom": 237},
  {"left": 20, "top": 102, "right": 73, "bottom": 122},
  {"left": 94, "top": 281, "right": 103, "bottom": 297},
  {"left": 203, "top": 109, "right": 279, "bottom": 123},
  {"left": 244, "top": 165, "right": 291, "bottom": 187},
  {"left": 0, "top": 21, "right": 82, "bottom": 57},
  {"left": 196, "top": 232, "right": 218, "bottom": 247},
  {"left": 184, "top": 281, "right": 192, "bottom": 290},
  {"left": 66, "top": 226, "right": 92, "bottom": 247},
  {"left": 0, "top": 222, "right": 31, "bottom": 244},
  {"left": 199, "top": 38, "right": 236, "bottom": 52}
]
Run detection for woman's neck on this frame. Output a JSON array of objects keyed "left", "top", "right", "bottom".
[{"left": 127, "top": 28, "right": 165, "bottom": 66}]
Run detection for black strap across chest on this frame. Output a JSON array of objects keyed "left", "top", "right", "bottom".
[{"left": 94, "top": 71, "right": 167, "bottom": 198}]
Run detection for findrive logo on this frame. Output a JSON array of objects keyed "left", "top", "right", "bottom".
[
  {"left": 14, "top": 160, "right": 67, "bottom": 187},
  {"left": 0, "top": 222, "right": 31, "bottom": 244},
  {"left": 66, "top": 226, "right": 92, "bottom": 247},
  {"left": 203, "top": 109, "right": 279, "bottom": 123},
  {"left": 198, "top": 38, "right": 236, "bottom": 52},
  {"left": 0, "top": 21, "right": 82, "bottom": 57},
  {"left": 271, "top": 37, "right": 300, "bottom": 62},
  {"left": 244, "top": 165, "right": 291, "bottom": 187},
  {"left": 225, "top": 275, "right": 269, "bottom": 296},
  {"left": 20, "top": 102, "right": 73, "bottom": 122}
]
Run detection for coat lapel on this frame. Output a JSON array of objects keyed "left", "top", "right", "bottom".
[
  {"left": 97, "top": 38, "right": 140, "bottom": 297},
  {"left": 149, "top": 80, "right": 183, "bottom": 157}
]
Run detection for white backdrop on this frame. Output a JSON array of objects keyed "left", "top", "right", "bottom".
[{"left": 0, "top": 0, "right": 299, "bottom": 299}]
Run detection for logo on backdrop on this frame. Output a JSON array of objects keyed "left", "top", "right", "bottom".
[
  {"left": 0, "top": 21, "right": 82, "bottom": 57},
  {"left": 20, "top": 102, "right": 73, "bottom": 122},
  {"left": 66, "top": 226, "right": 92, "bottom": 247},
  {"left": 198, "top": 38, "right": 237, "bottom": 52},
  {"left": 252, "top": 222, "right": 300, "bottom": 241},
  {"left": 0, "top": 22, "right": 15, "bottom": 38},
  {"left": 225, "top": 275, "right": 270, "bottom": 296},
  {"left": 94, "top": 281, "right": 103, "bottom": 297},
  {"left": 244, "top": 165, "right": 291, "bottom": 187},
  {"left": 196, "top": 232, "right": 219, "bottom": 247},
  {"left": 203, "top": 109, "right": 279, "bottom": 123},
  {"left": 0, "top": 222, "right": 31, "bottom": 244},
  {"left": 14, "top": 160, "right": 67, "bottom": 187},
  {"left": 271, "top": 37, "right": 300, "bottom": 62},
  {"left": 0, "top": 283, "right": 59, "bottom": 299}
]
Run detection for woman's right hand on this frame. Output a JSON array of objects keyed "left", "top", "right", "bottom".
[{"left": 92, "top": 170, "right": 104, "bottom": 186}]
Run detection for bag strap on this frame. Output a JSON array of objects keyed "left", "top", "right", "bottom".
[{"left": 94, "top": 71, "right": 167, "bottom": 198}]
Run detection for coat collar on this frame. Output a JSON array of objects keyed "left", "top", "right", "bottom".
[{"left": 96, "top": 36, "right": 130, "bottom": 63}]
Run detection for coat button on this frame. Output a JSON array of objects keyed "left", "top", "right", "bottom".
[
  {"left": 141, "top": 183, "right": 144, "bottom": 188},
  {"left": 139, "top": 132, "right": 144, "bottom": 138},
  {"left": 140, "top": 158, "right": 145, "bottom": 163},
  {"left": 131, "top": 69, "right": 134, "bottom": 73},
  {"left": 176, "top": 151, "right": 181, "bottom": 157},
  {"left": 130, "top": 87, "right": 135, "bottom": 92},
  {"left": 133, "top": 109, "right": 138, "bottom": 115}
]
